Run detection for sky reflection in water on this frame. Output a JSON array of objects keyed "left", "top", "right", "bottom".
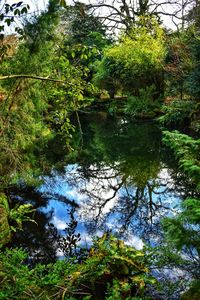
[
  {"left": 11, "top": 116, "right": 190, "bottom": 260},
  {"left": 39, "top": 161, "right": 181, "bottom": 251}
]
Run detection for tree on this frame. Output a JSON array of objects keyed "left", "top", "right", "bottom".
[
  {"left": 164, "top": 23, "right": 200, "bottom": 106},
  {"left": 58, "top": 1, "right": 112, "bottom": 98},
  {"left": 94, "top": 17, "right": 166, "bottom": 98},
  {"left": 79, "top": 0, "right": 197, "bottom": 32},
  {"left": 186, "top": 37, "right": 200, "bottom": 101},
  {"left": 165, "top": 29, "right": 193, "bottom": 101},
  {"left": 0, "top": 1, "right": 30, "bottom": 36},
  {"left": 185, "top": 0, "right": 200, "bottom": 27},
  {"left": 0, "top": 1, "right": 30, "bottom": 60},
  {"left": 61, "top": 2, "right": 108, "bottom": 46},
  {"left": 0, "top": 0, "right": 84, "bottom": 187}
]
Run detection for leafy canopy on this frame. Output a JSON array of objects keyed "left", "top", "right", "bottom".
[{"left": 94, "top": 17, "right": 166, "bottom": 95}]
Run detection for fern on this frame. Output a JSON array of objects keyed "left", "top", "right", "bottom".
[
  {"left": 0, "top": 193, "right": 36, "bottom": 246},
  {"left": 163, "top": 130, "right": 200, "bottom": 188},
  {"left": 9, "top": 204, "right": 36, "bottom": 231}
]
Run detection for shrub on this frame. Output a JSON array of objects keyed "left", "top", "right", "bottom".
[
  {"left": 163, "top": 130, "right": 200, "bottom": 187},
  {"left": 0, "top": 235, "right": 157, "bottom": 299},
  {"left": 159, "top": 100, "right": 194, "bottom": 127},
  {"left": 124, "top": 85, "right": 159, "bottom": 117},
  {"left": 94, "top": 17, "right": 166, "bottom": 97}
]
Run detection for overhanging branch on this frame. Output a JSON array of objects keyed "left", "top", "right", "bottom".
[{"left": 0, "top": 74, "right": 72, "bottom": 84}]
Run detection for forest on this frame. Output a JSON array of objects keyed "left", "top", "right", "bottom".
[{"left": 0, "top": 0, "right": 200, "bottom": 299}]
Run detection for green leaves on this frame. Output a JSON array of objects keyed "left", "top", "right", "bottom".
[
  {"left": 0, "top": 235, "right": 156, "bottom": 299},
  {"left": 163, "top": 130, "right": 200, "bottom": 187},
  {"left": 182, "top": 198, "right": 200, "bottom": 224},
  {"left": 0, "top": 2, "right": 30, "bottom": 32},
  {"left": 0, "top": 193, "right": 11, "bottom": 246},
  {"left": 73, "top": 234, "right": 155, "bottom": 298},
  {"left": 159, "top": 100, "right": 195, "bottom": 127},
  {"left": 162, "top": 131, "right": 200, "bottom": 289},
  {"left": 9, "top": 204, "right": 36, "bottom": 232},
  {"left": 0, "top": 193, "right": 35, "bottom": 247},
  {"left": 94, "top": 17, "right": 166, "bottom": 96},
  {"left": 163, "top": 198, "right": 200, "bottom": 252},
  {"left": 0, "top": 192, "right": 36, "bottom": 247}
]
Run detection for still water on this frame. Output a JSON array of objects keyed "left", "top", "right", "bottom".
[{"left": 10, "top": 113, "right": 192, "bottom": 263}]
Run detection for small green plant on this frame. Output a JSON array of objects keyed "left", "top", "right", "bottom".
[
  {"left": 0, "top": 193, "right": 35, "bottom": 247},
  {"left": 124, "top": 85, "right": 158, "bottom": 118},
  {"left": 0, "top": 234, "right": 157, "bottom": 299},
  {"left": 108, "top": 101, "right": 118, "bottom": 115},
  {"left": 159, "top": 100, "right": 194, "bottom": 127}
]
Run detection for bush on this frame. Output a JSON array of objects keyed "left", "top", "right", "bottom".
[
  {"left": 0, "top": 235, "right": 156, "bottom": 299},
  {"left": 163, "top": 130, "right": 200, "bottom": 187},
  {"left": 94, "top": 17, "right": 166, "bottom": 97},
  {"left": 159, "top": 100, "right": 194, "bottom": 127},
  {"left": 124, "top": 85, "right": 159, "bottom": 118}
]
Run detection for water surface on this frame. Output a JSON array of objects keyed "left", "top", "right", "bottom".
[{"left": 10, "top": 114, "right": 193, "bottom": 262}]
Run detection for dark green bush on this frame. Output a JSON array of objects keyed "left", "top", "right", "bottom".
[{"left": 159, "top": 100, "right": 194, "bottom": 127}]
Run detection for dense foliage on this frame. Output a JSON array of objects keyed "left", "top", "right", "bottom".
[
  {"left": 163, "top": 131, "right": 200, "bottom": 187},
  {"left": 0, "top": 0, "right": 200, "bottom": 299},
  {"left": 94, "top": 17, "right": 166, "bottom": 99},
  {"left": 162, "top": 130, "right": 200, "bottom": 299},
  {"left": 0, "top": 235, "right": 157, "bottom": 299}
]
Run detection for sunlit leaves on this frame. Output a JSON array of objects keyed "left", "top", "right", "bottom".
[
  {"left": 9, "top": 204, "right": 36, "bottom": 232},
  {"left": 94, "top": 17, "right": 166, "bottom": 96},
  {"left": 0, "top": 235, "right": 157, "bottom": 299},
  {"left": 0, "top": 193, "right": 11, "bottom": 246},
  {"left": 0, "top": 193, "right": 35, "bottom": 246}
]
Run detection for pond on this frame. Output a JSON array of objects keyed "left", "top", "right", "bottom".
[{"left": 9, "top": 113, "right": 194, "bottom": 263}]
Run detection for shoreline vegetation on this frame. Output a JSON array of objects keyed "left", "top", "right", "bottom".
[{"left": 0, "top": 0, "right": 200, "bottom": 299}]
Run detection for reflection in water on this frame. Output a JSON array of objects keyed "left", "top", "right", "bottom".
[
  {"left": 42, "top": 163, "right": 180, "bottom": 248},
  {"left": 8, "top": 115, "right": 194, "bottom": 260}
]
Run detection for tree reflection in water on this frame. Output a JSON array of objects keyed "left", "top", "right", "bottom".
[
  {"left": 7, "top": 115, "right": 196, "bottom": 259},
  {"left": 7, "top": 185, "right": 78, "bottom": 264},
  {"left": 56, "top": 162, "right": 179, "bottom": 245},
  {"left": 41, "top": 116, "right": 185, "bottom": 246}
]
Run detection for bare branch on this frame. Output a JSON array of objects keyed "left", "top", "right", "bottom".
[{"left": 75, "top": 0, "right": 197, "bottom": 31}]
